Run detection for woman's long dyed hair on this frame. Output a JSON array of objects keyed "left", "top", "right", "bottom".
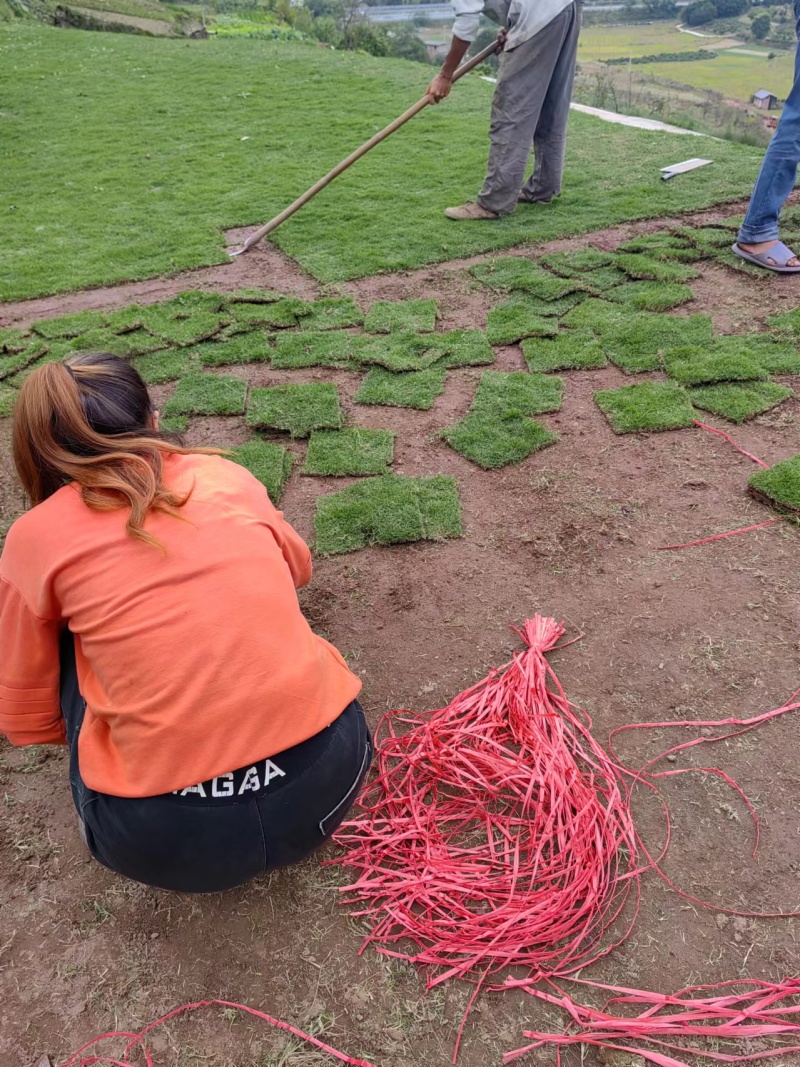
[{"left": 12, "top": 352, "right": 201, "bottom": 545}]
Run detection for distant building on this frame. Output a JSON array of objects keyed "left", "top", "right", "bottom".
[{"left": 752, "top": 89, "right": 778, "bottom": 110}]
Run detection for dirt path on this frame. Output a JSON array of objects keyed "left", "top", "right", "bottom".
[{"left": 2, "top": 214, "right": 800, "bottom": 1067}]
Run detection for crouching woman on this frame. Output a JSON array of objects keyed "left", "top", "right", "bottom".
[{"left": 0, "top": 353, "right": 372, "bottom": 892}]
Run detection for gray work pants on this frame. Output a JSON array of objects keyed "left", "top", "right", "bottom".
[{"left": 477, "top": 2, "right": 582, "bottom": 215}]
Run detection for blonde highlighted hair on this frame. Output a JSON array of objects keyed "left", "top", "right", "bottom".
[{"left": 13, "top": 353, "right": 206, "bottom": 545}]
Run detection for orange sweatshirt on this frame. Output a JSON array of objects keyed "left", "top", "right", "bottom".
[{"left": 0, "top": 453, "right": 361, "bottom": 797}]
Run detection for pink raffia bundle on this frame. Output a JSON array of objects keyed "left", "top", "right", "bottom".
[
  {"left": 504, "top": 976, "right": 800, "bottom": 1067},
  {"left": 332, "top": 616, "right": 640, "bottom": 989}
]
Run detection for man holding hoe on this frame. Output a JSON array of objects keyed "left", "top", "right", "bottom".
[{"left": 428, "top": 0, "right": 582, "bottom": 220}]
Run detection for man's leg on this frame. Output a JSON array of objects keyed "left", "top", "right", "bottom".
[
  {"left": 520, "top": 2, "right": 581, "bottom": 203},
  {"left": 476, "top": 12, "right": 575, "bottom": 216},
  {"left": 737, "top": 0, "right": 800, "bottom": 264}
]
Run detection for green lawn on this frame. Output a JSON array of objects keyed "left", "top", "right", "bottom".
[
  {"left": 578, "top": 23, "right": 724, "bottom": 62},
  {"left": 0, "top": 24, "right": 767, "bottom": 301},
  {"left": 646, "top": 50, "right": 795, "bottom": 102}
]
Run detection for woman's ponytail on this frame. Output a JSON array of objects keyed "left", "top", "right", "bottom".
[{"left": 12, "top": 353, "right": 205, "bottom": 546}]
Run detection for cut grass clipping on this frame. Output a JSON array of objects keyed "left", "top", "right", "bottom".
[
  {"left": 303, "top": 428, "right": 394, "bottom": 477},
  {"left": 689, "top": 381, "right": 794, "bottom": 423},
  {"left": 165, "top": 373, "right": 247, "bottom": 416},
  {"left": 231, "top": 439, "right": 293, "bottom": 505},
  {"left": 523, "top": 331, "right": 607, "bottom": 373},
  {"left": 355, "top": 366, "right": 446, "bottom": 410},
  {"left": 364, "top": 299, "right": 438, "bottom": 335},
  {"left": 749, "top": 453, "right": 800, "bottom": 514},
  {"left": 314, "top": 474, "right": 462, "bottom": 554},
  {"left": 487, "top": 296, "right": 560, "bottom": 345},
  {"left": 247, "top": 382, "right": 343, "bottom": 437},
  {"left": 595, "top": 381, "right": 695, "bottom": 434}
]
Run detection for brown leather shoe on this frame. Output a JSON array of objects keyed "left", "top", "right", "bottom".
[{"left": 444, "top": 201, "right": 500, "bottom": 221}]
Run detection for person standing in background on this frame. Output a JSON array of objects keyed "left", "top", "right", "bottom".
[
  {"left": 733, "top": 0, "right": 800, "bottom": 273},
  {"left": 427, "top": 0, "right": 582, "bottom": 220}
]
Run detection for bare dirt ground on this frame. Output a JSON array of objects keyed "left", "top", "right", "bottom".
[{"left": 1, "top": 210, "right": 800, "bottom": 1067}]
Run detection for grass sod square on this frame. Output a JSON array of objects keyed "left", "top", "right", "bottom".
[
  {"left": 472, "top": 370, "right": 564, "bottom": 416},
  {"left": 303, "top": 428, "right": 395, "bottom": 476},
  {"left": 358, "top": 332, "right": 442, "bottom": 372},
  {"left": 766, "top": 308, "right": 800, "bottom": 349},
  {"left": 159, "top": 414, "right": 189, "bottom": 434},
  {"left": 299, "top": 298, "right": 364, "bottom": 331},
  {"left": 607, "top": 282, "right": 695, "bottom": 313},
  {"left": 749, "top": 454, "right": 800, "bottom": 514},
  {"left": 106, "top": 305, "right": 149, "bottom": 334},
  {"left": 664, "top": 343, "right": 768, "bottom": 386},
  {"left": 156, "top": 291, "right": 229, "bottom": 316},
  {"left": 522, "top": 331, "right": 608, "bottom": 373},
  {"left": 364, "top": 299, "right": 438, "bottom": 335},
  {"left": 425, "top": 329, "right": 495, "bottom": 368},
  {"left": 486, "top": 296, "right": 560, "bottom": 345},
  {"left": 681, "top": 225, "right": 738, "bottom": 254},
  {"left": 228, "top": 289, "right": 283, "bottom": 304},
  {"left": 443, "top": 411, "right": 558, "bottom": 469},
  {"left": 232, "top": 298, "right": 314, "bottom": 329},
  {"left": 605, "top": 312, "right": 715, "bottom": 374},
  {"left": 32, "top": 309, "right": 109, "bottom": 339},
  {"left": 616, "top": 232, "right": 703, "bottom": 262},
  {"left": 562, "top": 298, "right": 627, "bottom": 332},
  {"left": 133, "top": 349, "right": 198, "bottom": 384},
  {"left": 313, "top": 474, "right": 461, "bottom": 555},
  {"left": 579, "top": 266, "right": 630, "bottom": 292},
  {"left": 0, "top": 328, "right": 30, "bottom": 354},
  {"left": 354, "top": 366, "right": 447, "bottom": 410},
  {"left": 496, "top": 292, "right": 588, "bottom": 319},
  {"left": 615, "top": 254, "right": 700, "bottom": 284},
  {"left": 247, "top": 382, "right": 343, "bottom": 437},
  {"left": 472, "top": 258, "right": 593, "bottom": 300},
  {"left": 689, "top": 382, "right": 794, "bottom": 423},
  {"left": 194, "top": 332, "right": 272, "bottom": 366},
  {"left": 539, "top": 249, "right": 617, "bottom": 276},
  {"left": 144, "top": 311, "right": 227, "bottom": 347},
  {"left": 0, "top": 383, "right": 18, "bottom": 418},
  {"left": 70, "top": 327, "right": 165, "bottom": 358},
  {"left": 271, "top": 331, "right": 365, "bottom": 370},
  {"left": 595, "top": 381, "right": 696, "bottom": 434},
  {"left": 231, "top": 439, "right": 293, "bottom": 505},
  {"left": 164, "top": 373, "right": 248, "bottom": 416}
]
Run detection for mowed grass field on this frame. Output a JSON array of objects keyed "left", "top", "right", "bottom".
[
  {"left": 646, "top": 49, "right": 795, "bottom": 100},
  {"left": 0, "top": 23, "right": 766, "bottom": 300},
  {"left": 579, "top": 23, "right": 795, "bottom": 102}
]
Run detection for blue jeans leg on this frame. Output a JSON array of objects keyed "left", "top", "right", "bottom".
[{"left": 739, "top": 4, "right": 800, "bottom": 245}]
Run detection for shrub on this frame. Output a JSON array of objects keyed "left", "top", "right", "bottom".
[
  {"left": 752, "top": 12, "right": 771, "bottom": 36},
  {"left": 683, "top": 0, "right": 718, "bottom": 25}
]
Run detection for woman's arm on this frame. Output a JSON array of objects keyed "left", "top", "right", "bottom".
[{"left": 0, "top": 579, "right": 65, "bottom": 746}]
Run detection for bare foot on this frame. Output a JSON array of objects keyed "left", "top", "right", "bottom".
[{"left": 738, "top": 240, "right": 800, "bottom": 267}]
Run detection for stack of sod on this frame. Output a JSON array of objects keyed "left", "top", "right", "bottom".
[{"left": 443, "top": 370, "right": 561, "bottom": 468}]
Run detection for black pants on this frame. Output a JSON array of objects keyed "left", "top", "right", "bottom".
[{"left": 60, "top": 632, "right": 373, "bottom": 893}]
